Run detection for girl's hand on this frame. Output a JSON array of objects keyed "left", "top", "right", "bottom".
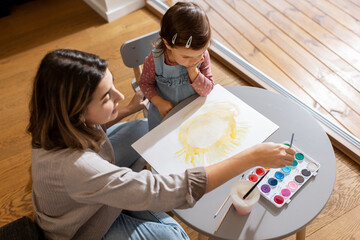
[
  {"left": 186, "top": 56, "right": 205, "bottom": 70},
  {"left": 156, "top": 99, "right": 173, "bottom": 117},
  {"left": 126, "top": 90, "right": 148, "bottom": 114},
  {"left": 151, "top": 95, "right": 174, "bottom": 117},
  {"left": 186, "top": 56, "right": 205, "bottom": 82}
]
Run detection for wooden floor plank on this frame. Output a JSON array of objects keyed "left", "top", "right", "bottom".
[
  {"left": 287, "top": 0, "right": 360, "bottom": 54},
  {"left": 306, "top": 0, "right": 360, "bottom": 36},
  {"left": 328, "top": 0, "right": 360, "bottom": 22},
  {"left": 267, "top": 0, "right": 360, "bottom": 72},
  {"left": 350, "top": 0, "right": 360, "bottom": 6}
]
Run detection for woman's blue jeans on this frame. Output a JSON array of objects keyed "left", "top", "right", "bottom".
[{"left": 104, "top": 119, "right": 189, "bottom": 240}]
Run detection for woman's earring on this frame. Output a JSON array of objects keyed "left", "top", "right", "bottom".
[{"left": 80, "top": 114, "right": 87, "bottom": 127}]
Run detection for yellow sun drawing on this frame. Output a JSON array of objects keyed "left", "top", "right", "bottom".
[{"left": 175, "top": 100, "right": 250, "bottom": 167}]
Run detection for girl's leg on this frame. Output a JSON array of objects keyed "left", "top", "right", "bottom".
[
  {"left": 102, "top": 210, "right": 189, "bottom": 240},
  {"left": 106, "top": 119, "right": 148, "bottom": 168}
]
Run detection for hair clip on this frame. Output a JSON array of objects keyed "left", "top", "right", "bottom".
[
  {"left": 171, "top": 33, "right": 177, "bottom": 45},
  {"left": 185, "top": 36, "right": 192, "bottom": 48}
]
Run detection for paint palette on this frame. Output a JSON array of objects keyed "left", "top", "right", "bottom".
[{"left": 245, "top": 143, "right": 320, "bottom": 208}]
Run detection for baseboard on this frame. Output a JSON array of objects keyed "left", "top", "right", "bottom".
[{"left": 84, "top": 0, "right": 145, "bottom": 22}]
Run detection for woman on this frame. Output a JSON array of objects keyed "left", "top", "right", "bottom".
[{"left": 28, "top": 49, "right": 295, "bottom": 240}]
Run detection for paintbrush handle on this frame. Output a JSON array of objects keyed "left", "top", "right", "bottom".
[
  {"left": 214, "top": 203, "right": 232, "bottom": 232},
  {"left": 290, "top": 133, "right": 295, "bottom": 147},
  {"left": 243, "top": 170, "right": 269, "bottom": 199},
  {"left": 213, "top": 194, "right": 230, "bottom": 218}
]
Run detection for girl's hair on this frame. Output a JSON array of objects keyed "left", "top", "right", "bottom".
[
  {"left": 156, "top": 2, "right": 211, "bottom": 51},
  {"left": 27, "top": 49, "right": 108, "bottom": 152}
]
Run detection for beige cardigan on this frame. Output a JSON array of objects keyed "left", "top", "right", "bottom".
[{"left": 31, "top": 136, "right": 207, "bottom": 240}]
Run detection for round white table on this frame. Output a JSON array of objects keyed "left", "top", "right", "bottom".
[{"left": 170, "top": 86, "right": 336, "bottom": 240}]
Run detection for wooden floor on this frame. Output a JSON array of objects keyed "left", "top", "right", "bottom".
[{"left": 0, "top": 0, "right": 359, "bottom": 239}]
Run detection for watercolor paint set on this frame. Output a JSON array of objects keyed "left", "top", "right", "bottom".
[{"left": 245, "top": 143, "right": 320, "bottom": 208}]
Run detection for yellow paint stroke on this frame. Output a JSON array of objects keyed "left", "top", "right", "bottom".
[{"left": 175, "top": 100, "right": 250, "bottom": 167}]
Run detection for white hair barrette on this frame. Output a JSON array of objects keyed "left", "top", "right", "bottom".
[
  {"left": 171, "top": 33, "right": 177, "bottom": 45},
  {"left": 185, "top": 36, "right": 192, "bottom": 48}
]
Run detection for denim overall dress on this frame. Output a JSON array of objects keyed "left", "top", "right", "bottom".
[{"left": 148, "top": 49, "right": 198, "bottom": 130}]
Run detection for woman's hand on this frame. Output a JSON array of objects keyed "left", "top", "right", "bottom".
[
  {"left": 126, "top": 90, "right": 148, "bottom": 115},
  {"left": 241, "top": 142, "right": 295, "bottom": 169}
]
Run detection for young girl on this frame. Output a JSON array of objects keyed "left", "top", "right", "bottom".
[
  {"left": 28, "top": 49, "right": 295, "bottom": 240},
  {"left": 139, "top": 2, "right": 214, "bottom": 130}
]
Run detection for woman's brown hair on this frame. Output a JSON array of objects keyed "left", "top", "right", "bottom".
[
  {"left": 155, "top": 1, "right": 211, "bottom": 52},
  {"left": 27, "top": 49, "right": 108, "bottom": 152}
]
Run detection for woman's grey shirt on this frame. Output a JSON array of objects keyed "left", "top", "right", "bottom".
[{"left": 31, "top": 136, "right": 207, "bottom": 240}]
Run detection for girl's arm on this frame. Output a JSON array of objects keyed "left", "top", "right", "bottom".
[
  {"left": 139, "top": 51, "right": 173, "bottom": 117},
  {"left": 139, "top": 52, "right": 158, "bottom": 101},
  {"left": 188, "top": 50, "right": 214, "bottom": 96}
]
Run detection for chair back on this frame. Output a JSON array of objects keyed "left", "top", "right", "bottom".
[{"left": 120, "top": 30, "right": 160, "bottom": 83}]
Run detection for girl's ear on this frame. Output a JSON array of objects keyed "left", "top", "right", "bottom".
[{"left": 163, "top": 38, "right": 172, "bottom": 50}]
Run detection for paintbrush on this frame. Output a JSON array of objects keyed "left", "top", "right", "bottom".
[
  {"left": 242, "top": 170, "right": 270, "bottom": 199},
  {"left": 290, "top": 133, "right": 295, "bottom": 147},
  {"left": 214, "top": 202, "right": 232, "bottom": 232}
]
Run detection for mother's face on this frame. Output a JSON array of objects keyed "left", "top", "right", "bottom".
[{"left": 82, "top": 68, "right": 124, "bottom": 126}]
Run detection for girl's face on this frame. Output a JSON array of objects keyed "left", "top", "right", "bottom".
[
  {"left": 164, "top": 40, "right": 210, "bottom": 67},
  {"left": 82, "top": 68, "right": 124, "bottom": 126}
]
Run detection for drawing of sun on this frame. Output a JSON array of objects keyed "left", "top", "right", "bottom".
[{"left": 175, "top": 100, "right": 250, "bottom": 167}]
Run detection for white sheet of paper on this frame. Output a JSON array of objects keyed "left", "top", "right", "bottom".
[{"left": 132, "top": 85, "right": 279, "bottom": 174}]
